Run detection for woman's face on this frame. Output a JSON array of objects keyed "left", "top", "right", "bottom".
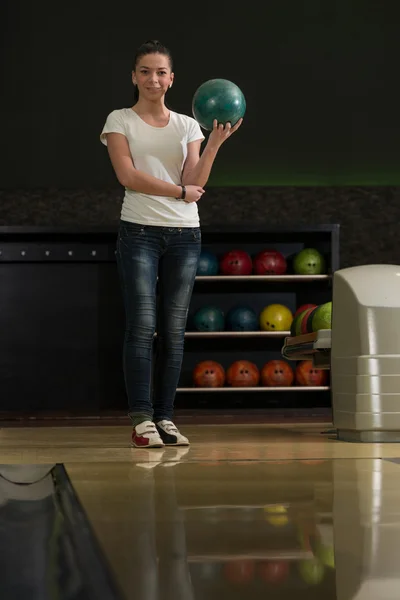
[{"left": 132, "top": 53, "right": 174, "bottom": 101}]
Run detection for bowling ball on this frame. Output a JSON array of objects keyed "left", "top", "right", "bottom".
[
  {"left": 258, "top": 560, "right": 290, "bottom": 584},
  {"left": 261, "top": 360, "right": 294, "bottom": 387},
  {"left": 312, "top": 302, "right": 332, "bottom": 331},
  {"left": 197, "top": 249, "right": 219, "bottom": 276},
  {"left": 300, "top": 307, "right": 318, "bottom": 334},
  {"left": 295, "top": 361, "right": 328, "bottom": 386},
  {"left": 193, "top": 306, "right": 225, "bottom": 332},
  {"left": 293, "top": 248, "right": 326, "bottom": 275},
  {"left": 226, "top": 360, "right": 260, "bottom": 387},
  {"left": 226, "top": 306, "right": 258, "bottom": 331},
  {"left": 260, "top": 304, "right": 293, "bottom": 332},
  {"left": 290, "top": 310, "right": 309, "bottom": 336},
  {"left": 315, "top": 542, "right": 335, "bottom": 569},
  {"left": 192, "top": 78, "right": 246, "bottom": 131},
  {"left": 298, "top": 559, "right": 325, "bottom": 585},
  {"left": 294, "top": 303, "right": 318, "bottom": 319},
  {"left": 193, "top": 360, "right": 225, "bottom": 387},
  {"left": 253, "top": 249, "right": 287, "bottom": 275},
  {"left": 301, "top": 306, "right": 319, "bottom": 334},
  {"left": 220, "top": 249, "right": 253, "bottom": 275},
  {"left": 223, "top": 560, "right": 255, "bottom": 584}
]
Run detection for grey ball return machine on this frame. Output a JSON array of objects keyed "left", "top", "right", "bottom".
[{"left": 283, "top": 264, "right": 400, "bottom": 443}]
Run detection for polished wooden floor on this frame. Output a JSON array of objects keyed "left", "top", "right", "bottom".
[{"left": 1, "top": 423, "right": 400, "bottom": 599}]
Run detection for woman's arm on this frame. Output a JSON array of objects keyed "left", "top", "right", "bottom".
[
  {"left": 106, "top": 133, "right": 182, "bottom": 197},
  {"left": 182, "top": 140, "right": 218, "bottom": 187},
  {"left": 182, "top": 118, "right": 244, "bottom": 187}
]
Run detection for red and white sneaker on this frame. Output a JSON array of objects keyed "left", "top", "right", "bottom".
[
  {"left": 156, "top": 420, "right": 190, "bottom": 446},
  {"left": 131, "top": 421, "right": 164, "bottom": 448}
]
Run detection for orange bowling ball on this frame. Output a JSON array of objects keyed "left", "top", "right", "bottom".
[
  {"left": 295, "top": 361, "right": 328, "bottom": 386},
  {"left": 193, "top": 361, "right": 225, "bottom": 387},
  {"left": 226, "top": 360, "right": 260, "bottom": 387},
  {"left": 261, "top": 360, "right": 294, "bottom": 387}
]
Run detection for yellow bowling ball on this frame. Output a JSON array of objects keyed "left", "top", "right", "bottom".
[{"left": 260, "top": 304, "right": 293, "bottom": 331}]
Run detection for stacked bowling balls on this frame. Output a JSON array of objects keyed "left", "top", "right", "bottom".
[
  {"left": 192, "top": 359, "right": 297, "bottom": 388},
  {"left": 192, "top": 78, "right": 246, "bottom": 131},
  {"left": 218, "top": 248, "right": 287, "bottom": 276},
  {"left": 195, "top": 247, "right": 326, "bottom": 277},
  {"left": 192, "top": 304, "right": 294, "bottom": 333},
  {"left": 290, "top": 302, "right": 332, "bottom": 336}
]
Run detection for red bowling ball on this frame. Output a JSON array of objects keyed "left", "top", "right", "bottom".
[
  {"left": 220, "top": 250, "right": 253, "bottom": 276},
  {"left": 293, "top": 303, "right": 317, "bottom": 319},
  {"left": 253, "top": 249, "right": 287, "bottom": 275}
]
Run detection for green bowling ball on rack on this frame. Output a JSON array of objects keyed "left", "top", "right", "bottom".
[{"left": 193, "top": 306, "right": 225, "bottom": 332}]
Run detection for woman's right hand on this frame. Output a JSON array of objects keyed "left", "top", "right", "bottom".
[{"left": 184, "top": 185, "right": 205, "bottom": 203}]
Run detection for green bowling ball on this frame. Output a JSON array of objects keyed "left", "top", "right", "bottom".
[
  {"left": 192, "top": 78, "right": 246, "bottom": 131},
  {"left": 293, "top": 248, "right": 326, "bottom": 275}
]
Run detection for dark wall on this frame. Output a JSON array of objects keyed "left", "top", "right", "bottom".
[
  {"left": 1, "top": 186, "right": 399, "bottom": 268},
  {"left": 2, "top": 1, "right": 400, "bottom": 268},
  {"left": 1, "top": 1, "right": 400, "bottom": 186}
]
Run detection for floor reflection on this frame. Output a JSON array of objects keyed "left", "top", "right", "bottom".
[
  {"left": 3, "top": 454, "right": 400, "bottom": 600},
  {"left": 68, "top": 458, "right": 336, "bottom": 599}
]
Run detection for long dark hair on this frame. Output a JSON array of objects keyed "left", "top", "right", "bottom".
[{"left": 132, "top": 39, "right": 173, "bottom": 103}]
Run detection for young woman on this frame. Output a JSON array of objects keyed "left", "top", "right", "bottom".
[{"left": 100, "top": 40, "right": 242, "bottom": 448}]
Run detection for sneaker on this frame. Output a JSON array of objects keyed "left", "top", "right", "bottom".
[
  {"left": 156, "top": 420, "right": 190, "bottom": 446},
  {"left": 132, "top": 421, "right": 164, "bottom": 448}
]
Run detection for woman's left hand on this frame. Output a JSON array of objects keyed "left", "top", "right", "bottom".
[{"left": 207, "top": 118, "right": 243, "bottom": 149}]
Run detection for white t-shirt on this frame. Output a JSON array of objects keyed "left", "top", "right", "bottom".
[{"left": 100, "top": 108, "right": 205, "bottom": 227}]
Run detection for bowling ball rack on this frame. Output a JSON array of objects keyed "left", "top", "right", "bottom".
[{"left": 0, "top": 223, "right": 339, "bottom": 421}]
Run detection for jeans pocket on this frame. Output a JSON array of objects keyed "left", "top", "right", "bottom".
[
  {"left": 191, "top": 228, "right": 201, "bottom": 242},
  {"left": 118, "top": 223, "right": 146, "bottom": 249}
]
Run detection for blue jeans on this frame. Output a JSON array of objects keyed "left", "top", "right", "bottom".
[{"left": 116, "top": 220, "right": 201, "bottom": 423}]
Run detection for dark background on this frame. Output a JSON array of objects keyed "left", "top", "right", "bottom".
[{"left": 1, "top": 0, "right": 400, "bottom": 266}]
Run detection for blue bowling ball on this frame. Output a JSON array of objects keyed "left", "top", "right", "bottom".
[
  {"left": 193, "top": 306, "right": 225, "bottom": 332},
  {"left": 226, "top": 306, "right": 258, "bottom": 331},
  {"left": 197, "top": 250, "right": 219, "bottom": 276}
]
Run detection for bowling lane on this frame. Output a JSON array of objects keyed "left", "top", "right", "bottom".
[
  {"left": 66, "top": 457, "right": 400, "bottom": 600},
  {"left": 4, "top": 423, "right": 400, "bottom": 463}
]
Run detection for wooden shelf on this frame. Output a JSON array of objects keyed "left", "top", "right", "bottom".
[
  {"left": 195, "top": 274, "right": 331, "bottom": 282},
  {"left": 183, "top": 331, "right": 290, "bottom": 338},
  {"left": 188, "top": 551, "right": 313, "bottom": 562},
  {"left": 177, "top": 386, "right": 330, "bottom": 393}
]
